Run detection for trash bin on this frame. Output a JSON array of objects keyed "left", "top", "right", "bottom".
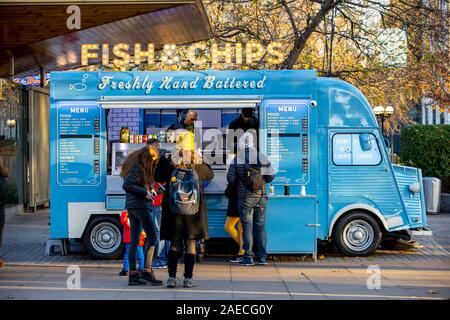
[{"left": 423, "top": 177, "right": 441, "bottom": 213}]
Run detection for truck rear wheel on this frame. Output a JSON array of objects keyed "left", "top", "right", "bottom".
[
  {"left": 83, "top": 217, "right": 123, "bottom": 260},
  {"left": 334, "top": 212, "right": 382, "bottom": 256}
]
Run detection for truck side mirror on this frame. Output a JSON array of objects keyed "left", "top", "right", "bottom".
[
  {"left": 383, "top": 137, "right": 390, "bottom": 149},
  {"left": 359, "top": 133, "right": 372, "bottom": 151}
]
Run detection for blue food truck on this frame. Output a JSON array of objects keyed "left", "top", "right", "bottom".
[{"left": 49, "top": 70, "right": 427, "bottom": 259}]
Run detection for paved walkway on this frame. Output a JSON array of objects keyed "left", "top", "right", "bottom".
[{"left": 1, "top": 208, "right": 449, "bottom": 300}]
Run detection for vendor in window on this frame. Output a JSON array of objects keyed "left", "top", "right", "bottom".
[{"left": 167, "top": 110, "right": 198, "bottom": 132}]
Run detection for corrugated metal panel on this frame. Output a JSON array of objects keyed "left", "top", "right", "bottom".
[
  {"left": 329, "top": 166, "right": 403, "bottom": 214},
  {"left": 392, "top": 165, "right": 424, "bottom": 216},
  {"left": 205, "top": 195, "right": 228, "bottom": 238}
]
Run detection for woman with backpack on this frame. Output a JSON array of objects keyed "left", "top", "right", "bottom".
[
  {"left": 160, "top": 131, "right": 213, "bottom": 288},
  {"left": 121, "top": 146, "right": 163, "bottom": 286}
]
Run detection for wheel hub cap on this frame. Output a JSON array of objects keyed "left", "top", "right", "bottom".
[{"left": 342, "top": 220, "right": 375, "bottom": 252}]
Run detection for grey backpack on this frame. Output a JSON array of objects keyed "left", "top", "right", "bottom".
[{"left": 168, "top": 168, "right": 200, "bottom": 215}]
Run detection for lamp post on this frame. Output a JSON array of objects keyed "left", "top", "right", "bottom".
[{"left": 373, "top": 105, "right": 394, "bottom": 137}]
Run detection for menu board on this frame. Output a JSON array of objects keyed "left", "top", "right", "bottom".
[
  {"left": 265, "top": 102, "right": 309, "bottom": 185},
  {"left": 57, "top": 105, "right": 101, "bottom": 186}
]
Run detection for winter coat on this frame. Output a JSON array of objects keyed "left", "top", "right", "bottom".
[
  {"left": 226, "top": 147, "right": 275, "bottom": 199},
  {"left": 0, "top": 177, "right": 8, "bottom": 205},
  {"left": 122, "top": 164, "right": 152, "bottom": 210},
  {"left": 160, "top": 163, "right": 214, "bottom": 241},
  {"left": 120, "top": 211, "right": 146, "bottom": 246}
]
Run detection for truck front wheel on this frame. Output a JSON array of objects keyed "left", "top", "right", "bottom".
[
  {"left": 334, "top": 212, "right": 382, "bottom": 256},
  {"left": 83, "top": 217, "right": 123, "bottom": 259}
]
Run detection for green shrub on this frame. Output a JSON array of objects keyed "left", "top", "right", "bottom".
[
  {"left": 399, "top": 125, "right": 450, "bottom": 193},
  {"left": 5, "top": 182, "right": 18, "bottom": 204}
]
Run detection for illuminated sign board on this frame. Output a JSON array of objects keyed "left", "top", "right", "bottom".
[{"left": 81, "top": 41, "right": 286, "bottom": 67}]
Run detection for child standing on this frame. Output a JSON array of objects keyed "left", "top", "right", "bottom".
[{"left": 119, "top": 210, "right": 146, "bottom": 276}]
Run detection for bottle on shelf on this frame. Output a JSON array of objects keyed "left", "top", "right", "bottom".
[
  {"left": 119, "top": 126, "right": 130, "bottom": 143},
  {"left": 268, "top": 184, "right": 275, "bottom": 196}
]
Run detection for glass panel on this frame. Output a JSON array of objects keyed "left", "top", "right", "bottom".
[
  {"left": 161, "top": 110, "right": 177, "bottom": 127},
  {"left": 333, "top": 134, "right": 352, "bottom": 165},
  {"left": 144, "top": 110, "right": 160, "bottom": 128},
  {"left": 352, "top": 133, "right": 381, "bottom": 165}
]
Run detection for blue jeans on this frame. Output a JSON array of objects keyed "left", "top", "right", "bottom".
[
  {"left": 123, "top": 244, "right": 145, "bottom": 271},
  {"left": 239, "top": 195, "right": 267, "bottom": 260},
  {"left": 151, "top": 206, "right": 170, "bottom": 267},
  {"left": 128, "top": 208, "right": 157, "bottom": 271}
]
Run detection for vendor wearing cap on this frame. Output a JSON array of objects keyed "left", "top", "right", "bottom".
[
  {"left": 227, "top": 108, "right": 259, "bottom": 154},
  {"left": 228, "top": 108, "right": 259, "bottom": 132}
]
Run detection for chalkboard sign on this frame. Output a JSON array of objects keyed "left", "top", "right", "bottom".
[{"left": 57, "top": 105, "right": 101, "bottom": 186}]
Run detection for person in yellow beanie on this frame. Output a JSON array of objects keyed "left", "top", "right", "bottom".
[{"left": 160, "top": 130, "right": 213, "bottom": 288}]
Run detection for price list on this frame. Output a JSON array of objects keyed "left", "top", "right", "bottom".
[
  {"left": 57, "top": 105, "right": 101, "bottom": 186},
  {"left": 265, "top": 103, "right": 309, "bottom": 185}
]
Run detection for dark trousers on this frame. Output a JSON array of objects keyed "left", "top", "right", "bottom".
[
  {"left": 239, "top": 195, "right": 267, "bottom": 260},
  {"left": 0, "top": 204, "right": 4, "bottom": 247},
  {"left": 128, "top": 208, "right": 157, "bottom": 271}
]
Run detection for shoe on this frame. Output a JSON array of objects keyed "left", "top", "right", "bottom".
[
  {"left": 229, "top": 255, "right": 244, "bottom": 263},
  {"left": 257, "top": 258, "right": 268, "bottom": 266},
  {"left": 0, "top": 259, "right": 4, "bottom": 269},
  {"left": 141, "top": 270, "right": 163, "bottom": 285},
  {"left": 238, "top": 257, "right": 255, "bottom": 266},
  {"left": 183, "top": 278, "right": 195, "bottom": 288},
  {"left": 128, "top": 272, "right": 146, "bottom": 286},
  {"left": 167, "top": 277, "right": 177, "bottom": 288},
  {"left": 119, "top": 269, "right": 128, "bottom": 276},
  {"left": 152, "top": 264, "right": 168, "bottom": 269}
]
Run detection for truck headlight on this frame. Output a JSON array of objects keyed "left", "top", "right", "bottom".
[{"left": 409, "top": 183, "right": 420, "bottom": 193}]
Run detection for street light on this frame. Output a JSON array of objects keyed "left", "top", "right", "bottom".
[{"left": 373, "top": 105, "right": 394, "bottom": 137}]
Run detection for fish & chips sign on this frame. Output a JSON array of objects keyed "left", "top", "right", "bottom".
[{"left": 81, "top": 41, "right": 286, "bottom": 67}]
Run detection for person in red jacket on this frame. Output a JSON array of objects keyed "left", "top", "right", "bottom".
[{"left": 119, "top": 211, "right": 146, "bottom": 276}]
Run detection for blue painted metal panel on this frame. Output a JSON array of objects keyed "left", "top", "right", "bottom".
[
  {"left": 205, "top": 194, "right": 229, "bottom": 238},
  {"left": 266, "top": 196, "right": 317, "bottom": 253},
  {"left": 49, "top": 70, "right": 427, "bottom": 254},
  {"left": 392, "top": 165, "right": 427, "bottom": 227},
  {"left": 49, "top": 101, "right": 107, "bottom": 238}
]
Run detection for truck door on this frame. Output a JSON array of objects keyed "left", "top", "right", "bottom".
[{"left": 259, "top": 99, "right": 318, "bottom": 254}]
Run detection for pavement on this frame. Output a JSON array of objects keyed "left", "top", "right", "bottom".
[{"left": 0, "top": 207, "right": 450, "bottom": 300}]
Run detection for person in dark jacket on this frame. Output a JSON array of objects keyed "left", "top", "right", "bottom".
[
  {"left": 121, "top": 146, "right": 162, "bottom": 286},
  {"left": 226, "top": 133, "right": 275, "bottom": 266},
  {"left": 0, "top": 163, "right": 8, "bottom": 250},
  {"left": 160, "top": 132, "right": 214, "bottom": 288},
  {"left": 227, "top": 108, "right": 259, "bottom": 155},
  {"left": 167, "top": 110, "right": 197, "bottom": 132},
  {"left": 228, "top": 108, "right": 259, "bottom": 132}
]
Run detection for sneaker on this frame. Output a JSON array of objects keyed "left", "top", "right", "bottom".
[
  {"left": 119, "top": 269, "right": 128, "bottom": 276},
  {"left": 167, "top": 277, "right": 177, "bottom": 288},
  {"left": 183, "top": 278, "right": 195, "bottom": 288},
  {"left": 128, "top": 272, "right": 146, "bottom": 286},
  {"left": 152, "top": 264, "right": 168, "bottom": 269},
  {"left": 229, "top": 255, "right": 244, "bottom": 263},
  {"left": 141, "top": 270, "right": 163, "bottom": 286},
  {"left": 257, "top": 258, "right": 268, "bottom": 266},
  {"left": 238, "top": 257, "right": 255, "bottom": 266}
]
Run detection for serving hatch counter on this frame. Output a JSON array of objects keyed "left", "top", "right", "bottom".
[{"left": 106, "top": 142, "right": 229, "bottom": 213}]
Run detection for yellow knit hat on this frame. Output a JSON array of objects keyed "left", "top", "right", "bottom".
[
  {"left": 148, "top": 146, "right": 159, "bottom": 161},
  {"left": 176, "top": 130, "right": 195, "bottom": 151}
]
